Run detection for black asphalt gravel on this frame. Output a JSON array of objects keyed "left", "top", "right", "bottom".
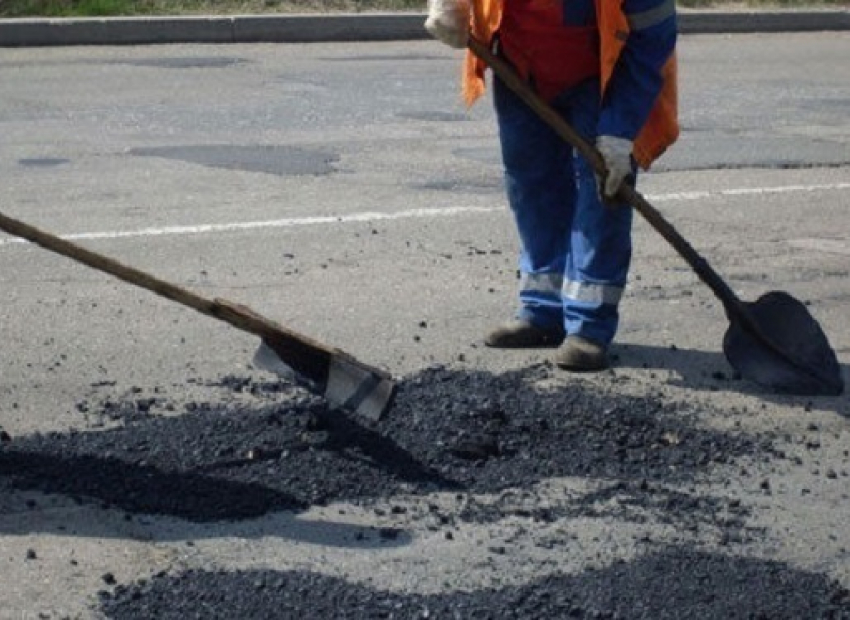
[
  {"left": 1, "top": 365, "right": 768, "bottom": 523},
  {"left": 98, "top": 548, "right": 850, "bottom": 620},
  {"left": 2, "top": 364, "right": 847, "bottom": 618}
]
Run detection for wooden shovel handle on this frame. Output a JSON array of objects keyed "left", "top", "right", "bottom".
[
  {"left": 466, "top": 36, "right": 745, "bottom": 318},
  {"left": 0, "top": 210, "right": 335, "bottom": 382}
]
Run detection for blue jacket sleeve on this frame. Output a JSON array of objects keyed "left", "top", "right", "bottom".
[{"left": 597, "top": 0, "right": 677, "bottom": 140}]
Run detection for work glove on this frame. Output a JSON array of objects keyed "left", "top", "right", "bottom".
[
  {"left": 424, "top": 0, "right": 470, "bottom": 49},
  {"left": 596, "top": 135, "right": 634, "bottom": 202}
]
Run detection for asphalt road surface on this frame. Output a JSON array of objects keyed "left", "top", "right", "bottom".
[{"left": 1, "top": 33, "right": 849, "bottom": 619}]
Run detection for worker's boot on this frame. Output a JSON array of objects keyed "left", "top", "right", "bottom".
[
  {"left": 553, "top": 335, "right": 609, "bottom": 371},
  {"left": 484, "top": 319, "right": 564, "bottom": 348}
]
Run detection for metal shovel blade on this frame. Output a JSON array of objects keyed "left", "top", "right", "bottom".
[
  {"left": 253, "top": 341, "right": 396, "bottom": 421},
  {"left": 465, "top": 37, "right": 844, "bottom": 399},
  {"left": 723, "top": 291, "right": 844, "bottom": 396},
  {"left": 324, "top": 354, "right": 397, "bottom": 422},
  {"left": 0, "top": 209, "right": 399, "bottom": 421}
]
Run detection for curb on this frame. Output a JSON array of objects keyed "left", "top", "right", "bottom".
[
  {"left": 677, "top": 8, "right": 850, "bottom": 34},
  {"left": 0, "top": 9, "right": 848, "bottom": 47},
  {"left": 0, "top": 14, "right": 428, "bottom": 47}
]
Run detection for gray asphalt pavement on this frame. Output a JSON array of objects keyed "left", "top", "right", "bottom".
[{"left": 0, "top": 32, "right": 849, "bottom": 618}]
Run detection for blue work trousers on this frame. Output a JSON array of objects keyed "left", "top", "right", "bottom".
[{"left": 494, "top": 76, "right": 634, "bottom": 346}]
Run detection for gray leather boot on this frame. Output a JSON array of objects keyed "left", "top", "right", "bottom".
[
  {"left": 553, "top": 335, "right": 609, "bottom": 371},
  {"left": 484, "top": 319, "right": 565, "bottom": 348}
]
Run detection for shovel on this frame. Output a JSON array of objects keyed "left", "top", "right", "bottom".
[
  {"left": 468, "top": 36, "right": 844, "bottom": 396},
  {"left": 0, "top": 211, "right": 397, "bottom": 420}
]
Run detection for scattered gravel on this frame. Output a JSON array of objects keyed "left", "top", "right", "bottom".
[
  {"left": 3, "top": 364, "right": 845, "bottom": 619},
  {"left": 1, "top": 365, "right": 768, "bottom": 525},
  {"left": 98, "top": 547, "right": 850, "bottom": 620}
]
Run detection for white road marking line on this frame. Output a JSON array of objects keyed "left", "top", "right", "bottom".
[
  {"left": 650, "top": 182, "right": 850, "bottom": 202},
  {"left": 787, "top": 238, "right": 850, "bottom": 256},
  {"left": 1, "top": 182, "right": 849, "bottom": 247},
  {"left": 0, "top": 206, "right": 496, "bottom": 247}
]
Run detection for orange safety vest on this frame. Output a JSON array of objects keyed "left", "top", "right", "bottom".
[{"left": 462, "top": 0, "right": 679, "bottom": 169}]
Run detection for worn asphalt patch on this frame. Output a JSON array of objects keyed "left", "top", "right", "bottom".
[
  {"left": 3, "top": 364, "right": 842, "bottom": 618},
  {"left": 98, "top": 548, "right": 850, "bottom": 620},
  {"left": 128, "top": 144, "right": 340, "bottom": 176},
  {"left": 1, "top": 365, "right": 765, "bottom": 524}
]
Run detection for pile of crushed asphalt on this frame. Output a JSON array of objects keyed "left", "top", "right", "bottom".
[
  {"left": 1, "top": 365, "right": 767, "bottom": 523},
  {"left": 98, "top": 549, "right": 850, "bottom": 620},
  {"left": 2, "top": 364, "right": 848, "bottom": 619}
]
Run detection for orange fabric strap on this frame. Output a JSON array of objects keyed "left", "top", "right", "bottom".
[{"left": 462, "top": 0, "right": 502, "bottom": 106}]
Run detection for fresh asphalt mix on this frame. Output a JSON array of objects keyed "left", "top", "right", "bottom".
[
  {"left": 1, "top": 13, "right": 849, "bottom": 620},
  {"left": 22, "top": 368, "right": 847, "bottom": 618}
]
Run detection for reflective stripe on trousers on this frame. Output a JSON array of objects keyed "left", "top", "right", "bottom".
[
  {"left": 495, "top": 76, "right": 633, "bottom": 346},
  {"left": 521, "top": 273, "right": 624, "bottom": 306}
]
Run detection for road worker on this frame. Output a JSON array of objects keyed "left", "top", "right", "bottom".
[{"left": 425, "top": 0, "right": 679, "bottom": 370}]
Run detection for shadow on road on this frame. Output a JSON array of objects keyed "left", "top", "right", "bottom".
[
  {"left": 615, "top": 342, "right": 849, "bottom": 418},
  {"left": 97, "top": 545, "right": 850, "bottom": 620},
  {"left": 0, "top": 365, "right": 779, "bottom": 544}
]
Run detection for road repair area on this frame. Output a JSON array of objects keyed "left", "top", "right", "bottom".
[{"left": 1, "top": 31, "right": 849, "bottom": 619}]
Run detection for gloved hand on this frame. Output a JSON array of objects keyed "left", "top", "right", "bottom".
[
  {"left": 424, "top": 0, "right": 470, "bottom": 49},
  {"left": 596, "top": 135, "right": 634, "bottom": 201}
]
